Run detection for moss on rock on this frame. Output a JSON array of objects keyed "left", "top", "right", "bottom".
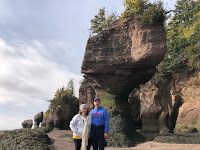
[
  {"left": 0, "top": 128, "right": 55, "bottom": 150},
  {"left": 175, "top": 123, "right": 199, "bottom": 133},
  {"left": 153, "top": 134, "right": 200, "bottom": 144}
]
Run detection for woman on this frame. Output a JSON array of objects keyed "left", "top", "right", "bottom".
[{"left": 70, "top": 104, "right": 92, "bottom": 150}]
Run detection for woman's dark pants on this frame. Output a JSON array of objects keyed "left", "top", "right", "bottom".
[{"left": 74, "top": 139, "right": 91, "bottom": 150}]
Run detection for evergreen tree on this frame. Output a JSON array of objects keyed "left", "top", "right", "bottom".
[
  {"left": 67, "top": 79, "right": 75, "bottom": 95},
  {"left": 157, "top": 0, "right": 200, "bottom": 75},
  {"left": 90, "top": 7, "right": 118, "bottom": 34}
]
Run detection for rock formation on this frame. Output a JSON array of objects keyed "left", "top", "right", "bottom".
[
  {"left": 139, "top": 77, "right": 173, "bottom": 133},
  {"left": 79, "top": 85, "right": 95, "bottom": 109},
  {"left": 0, "top": 128, "right": 55, "bottom": 150},
  {"left": 138, "top": 69, "right": 200, "bottom": 134},
  {"left": 22, "top": 119, "right": 33, "bottom": 129},
  {"left": 41, "top": 103, "right": 78, "bottom": 130},
  {"left": 173, "top": 70, "right": 200, "bottom": 133},
  {"left": 34, "top": 112, "right": 43, "bottom": 128},
  {"left": 82, "top": 19, "right": 166, "bottom": 95},
  {"left": 80, "top": 18, "right": 166, "bottom": 146}
]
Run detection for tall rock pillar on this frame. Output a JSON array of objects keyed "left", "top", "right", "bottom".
[{"left": 81, "top": 18, "right": 166, "bottom": 147}]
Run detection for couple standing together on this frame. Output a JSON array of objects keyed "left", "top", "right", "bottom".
[{"left": 70, "top": 97, "right": 109, "bottom": 150}]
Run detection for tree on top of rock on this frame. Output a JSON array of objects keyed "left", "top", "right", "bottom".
[
  {"left": 90, "top": 7, "right": 118, "bottom": 34},
  {"left": 121, "top": 0, "right": 168, "bottom": 23},
  {"left": 121, "top": 0, "right": 149, "bottom": 17},
  {"left": 47, "top": 79, "right": 78, "bottom": 112}
]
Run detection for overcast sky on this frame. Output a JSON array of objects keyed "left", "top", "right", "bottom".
[{"left": 0, "top": 0, "right": 176, "bottom": 130}]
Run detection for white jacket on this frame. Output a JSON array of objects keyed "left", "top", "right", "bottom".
[{"left": 69, "top": 114, "right": 92, "bottom": 137}]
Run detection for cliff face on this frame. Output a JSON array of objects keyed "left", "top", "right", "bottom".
[
  {"left": 79, "top": 85, "right": 95, "bottom": 109},
  {"left": 81, "top": 19, "right": 166, "bottom": 95},
  {"left": 80, "top": 18, "right": 166, "bottom": 147},
  {"left": 174, "top": 70, "right": 200, "bottom": 132},
  {"left": 138, "top": 69, "right": 200, "bottom": 133}
]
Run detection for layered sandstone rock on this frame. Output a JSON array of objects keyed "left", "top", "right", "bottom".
[
  {"left": 139, "top": 77, "right": 173, "bottom": 133},
  {"left": 81, "top": 18, "right": 166, "bottom": 146},
  {"left": 138, "top": 70, "right": 200, "bottom": 134},
  {"left": 174, "top": 71, "right": 200, "bottom": 133},
  {"left": 82, "top": 19, "right": 166, "bottom": 95},
  {"left": 79, "top": 85, "right": 95, "bottom": 109},
  {"left": 41, "top": 103, "right": 78, "bottom": 130}
]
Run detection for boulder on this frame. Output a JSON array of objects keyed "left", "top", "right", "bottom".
[
  {"left": 34, "top": 112, "right": 43, "bottom": 128},
  {"left": 22, "top": 119, "right": 33, "bottom": 129}
]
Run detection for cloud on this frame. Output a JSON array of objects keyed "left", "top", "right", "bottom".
[
  {"left": 0, "top": 115, "right": 26, "bottom": 130},
  {"left": 0, "top": 38, "right": 83, "bottom": 130}
]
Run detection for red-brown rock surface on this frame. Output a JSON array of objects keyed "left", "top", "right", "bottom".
[
  {"left": 138, "top": 70, "right": 200, "bottom": 133},
  {"left": 174, "top": 71, "right": 200, "bottom": 132},
  {"left": 41, "top": 103, "right": 78, "bottom": 130},
  {"left": 79, "top": 85, "right": 95, "bottom": 109},
  {"left": 81, "top": 19, "right": 166, "bottom": 95}
]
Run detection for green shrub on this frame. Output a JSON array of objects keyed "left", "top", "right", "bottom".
[
  {"left": 121, "top": 0, "right": 168, "bottom": 23},
  {"left": 90, "top": 7, "right": 118, "bottom": 34},
  {"left": 47, "top": 80, "right": 78, "bottom": 112}
]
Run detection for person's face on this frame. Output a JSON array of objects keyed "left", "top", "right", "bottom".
[
  {"left": 81, "top": 107, "right": 88, "bottom": 115},
  {"left": 94, "top": 100, "right": 100, "bottom": 108}
]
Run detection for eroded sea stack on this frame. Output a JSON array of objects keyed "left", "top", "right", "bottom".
[{"left": 80, "top": 18, "right": 166, "bottom": 147}]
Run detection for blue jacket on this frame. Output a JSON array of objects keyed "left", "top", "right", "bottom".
[{"left": 89, "top": 106, "right": 109, "bottom": 132}]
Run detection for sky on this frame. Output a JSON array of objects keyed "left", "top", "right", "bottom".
[{"left": 0, "top": 0, "right": 176, "bottom": 130}]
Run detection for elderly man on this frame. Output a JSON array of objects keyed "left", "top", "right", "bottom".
[{"left": 89, "top": 97, "right": 109, "bottom": 150}]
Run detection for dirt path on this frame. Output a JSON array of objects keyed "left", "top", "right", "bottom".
[{"left": 47, "top": 130, "right": 200, "bottom": 150}]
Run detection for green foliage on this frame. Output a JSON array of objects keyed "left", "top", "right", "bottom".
[
  {"left": 157, "top": 0, "right": 200, "bottom": 75},
  {"left": 95, "top": 89, "right": 116, "bottom": 109},
  {"left": 153, "top": 134, "right": 200, "bottom": 144},
  {"left": 121, "top": 0, "right": 149, "bottom": 18},
  {"left": 43, "top": 109, "right": 50, "bottom": 119},
  {"left": 121, "top": 0, "right": 168, "bottom": 23},
  {"left": 90, "top": 7, "right": 118, "bottom": 34},
  {"left": 80, "top": 78, "right": 89, "bottom": 85},
  {"left": 48, "top": 80, "right": 78, "bottom": 112},
  {"left": 99, "top": 91, "right": 115, "bottom": 109},
  {"left": 67, "top": 79, "right": 75, "bottom": 95}
]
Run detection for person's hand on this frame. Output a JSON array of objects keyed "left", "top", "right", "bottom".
[{"left": 104, "top": 132, "right": 108, "bottom": 139}]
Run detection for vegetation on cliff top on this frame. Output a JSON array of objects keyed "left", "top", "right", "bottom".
[
  {"left": 121, "top": 0, "right": 168, "bottom": 23},
  {"left": 90, "top": 7, "right": 118, "bottom": 34},
  {"left": 44, "top": 79, "right": 78, "bottom": 117},
  {"left": 90, "top": 0, "right": 168, "bottom": 35}
]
